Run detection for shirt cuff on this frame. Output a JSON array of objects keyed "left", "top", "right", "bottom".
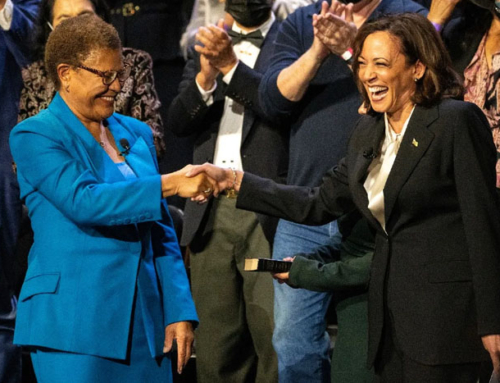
[
  {"left": 0, "top": 0, "right": 14, "bottom": 31},
  {"left": 195, "top": 78, "right": 217, "bottom": 106},
  {"left": 431, "top": 21, "right": 443, "bottom": 33},
  {"left": 222, "top": 62, "right": 239, "bottom": 85}
]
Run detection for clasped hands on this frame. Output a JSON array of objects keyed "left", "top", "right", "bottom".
[{"left": 162, "top": 163, "right": 242, "bottom": 202}]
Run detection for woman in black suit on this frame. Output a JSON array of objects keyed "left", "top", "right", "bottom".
[{"left": 188, "top": 13, "right": 500, "bottom": 382}]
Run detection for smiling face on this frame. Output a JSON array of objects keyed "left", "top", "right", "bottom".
[
  {"left": 62, "top": 48, "right": 123, "bottom": 125},
  {"left": 52, "top": 0, "right": 96, "bottom": 28},
  {"left": 357, "top": 31, "right": 424, "bottom": 119}
]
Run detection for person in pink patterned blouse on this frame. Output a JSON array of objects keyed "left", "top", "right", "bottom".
[
  {"left": 428, "top": 0, "right": 500, "bottom": 189},
  {"left": 18, "top": 0, "right": 166, "bottom": 157}
]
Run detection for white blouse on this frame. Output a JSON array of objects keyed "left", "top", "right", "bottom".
[{"left": 363, "top": 106, "right": 415, "bottom": 231}]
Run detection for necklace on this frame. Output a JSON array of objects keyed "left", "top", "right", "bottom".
[{"left": 99, "top": 122, "right": 108, "bottom": 148}]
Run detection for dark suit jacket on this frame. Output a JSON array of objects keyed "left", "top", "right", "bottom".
[
  {"left": 441, "top": 5, "right": 491, "bottom": 77},
  {"left": 0, "top": 0, "right": 39, "bottom": 306},
  {"left": 168, "top": 21, "right": 289, "bottom": 246},
  {"left": 236, "top": 98, "right": 500, "bottom": 366},
  {"left": 108, "top": 0, "right": 188, "bottom": 62}
]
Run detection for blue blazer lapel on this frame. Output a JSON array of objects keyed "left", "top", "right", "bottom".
[
  {"left": 106, "top": 115, "right": 158, "bottom": 178},
  {"left": 123, "top": 136, "right": 158, "bottom": 177},
  {"left": 383, "top": 105, "right": 437, "bottom": 226},
  {"left": 48, "top": 93, "right": 125, "bottom": 183}
]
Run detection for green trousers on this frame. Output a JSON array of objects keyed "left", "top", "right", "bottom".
[{"left": 190, "top": 197, "right": 278, "bottom": 383}]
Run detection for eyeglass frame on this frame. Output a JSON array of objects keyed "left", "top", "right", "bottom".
[{"left": 76, "top": 64, "right": 130, "bottom": 86}]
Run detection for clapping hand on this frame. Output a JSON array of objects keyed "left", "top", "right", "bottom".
[
  {"left": 428, "top": 0, "right": 461, "bottom": 27},
  {"left": 195, "top": 20, "right": 238, "bottom": 75},
  {"left": 196, "top": 54, "right": 219, "bottom": 91},
  {"left": 313, "top": 1, "right": 357, "bottom": 57}
]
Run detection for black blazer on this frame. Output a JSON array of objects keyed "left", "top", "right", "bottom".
[
  {"left": 108, "top": 0, "right": 188, "bottom": 61},
  {"left": 441, "top": 5, "right": 491, "bottom": 76},
  {"left": 236, "top": 99, "right": 500, "bottom": 366},
  {"left": 167, "top": 21, "right": 288, "bottom": 246}
]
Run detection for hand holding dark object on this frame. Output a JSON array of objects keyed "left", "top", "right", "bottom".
[
  {"left": 194, "top": 20, "right": 238, "bottom": 75},
  {"left": 313, "top": 1, "right": 356, "bottom": 56},
  {"left": 272, "top": 257, "right": 295, "bottom": 285},
  {"left": 163, "top": 321, "right": 194, "bottom": 374}
]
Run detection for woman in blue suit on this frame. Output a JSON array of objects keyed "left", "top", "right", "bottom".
[{"left": 9, "top": 14, "right": 214, "bottom": 383}]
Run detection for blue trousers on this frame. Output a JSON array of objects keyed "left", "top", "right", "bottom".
[
  {"left": 272, "top": 220, "right": 341, "bottom": 383},
  {"left": 30, "top": 289, "right": 171, "bottom": 383}
]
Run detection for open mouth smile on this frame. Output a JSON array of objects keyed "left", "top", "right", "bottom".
[{"left": 368, "top": 86, "right": 388, "bottom": 101}]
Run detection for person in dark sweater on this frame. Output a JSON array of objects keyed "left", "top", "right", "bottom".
[
  {"left": 256, "top": 1, "right": 427, "bottom": 382},
  {"left": 274, "top": 211, "right": 376, "bottom": 383}
]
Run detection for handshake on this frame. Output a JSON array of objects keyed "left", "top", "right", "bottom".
[{"left": 161, "top": 163, "right": 244, "bottom": 202}]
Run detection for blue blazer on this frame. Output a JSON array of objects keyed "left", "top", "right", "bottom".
[{"left": 10, "top": 93, "right": 198, "bottom": 360}]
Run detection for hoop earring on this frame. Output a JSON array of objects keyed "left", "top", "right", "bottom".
[{"left": 65, "top": 83, "right": 70, "bottom": 93}]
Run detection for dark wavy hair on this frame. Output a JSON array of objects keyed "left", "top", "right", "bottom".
[
  {"left": 35, "top": 0, "right": 110, "bottom": 59},
  {"left": 351, "top": 13, "right": 464, "bottom": 115},
  {"left": 45, "top": 14, "right": 121, "bottom": 90}
]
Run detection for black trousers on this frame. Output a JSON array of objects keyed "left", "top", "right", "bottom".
[{"left": 375, "top": 311, "right": 481, "bottom": 383}]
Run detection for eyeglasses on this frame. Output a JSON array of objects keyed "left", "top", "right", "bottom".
[{"left": 77, "top": 64, "right": 130, "bottom": 86}]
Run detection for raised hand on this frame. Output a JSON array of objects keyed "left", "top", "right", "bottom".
[
  {"left": 428, "top": 0, "right": 461, "bottom": 27},
  {"left": 196, "top": 54, "right": 219, "bottom": 91},
  {"left": 194, "top": 19, "right": 238, "bottom": 75},
  {"left": 310, "top": 1, "right": 331, "bottom": 60},
  {"left": 313, "top": 1, "right": 357, "bottom": 56}
]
